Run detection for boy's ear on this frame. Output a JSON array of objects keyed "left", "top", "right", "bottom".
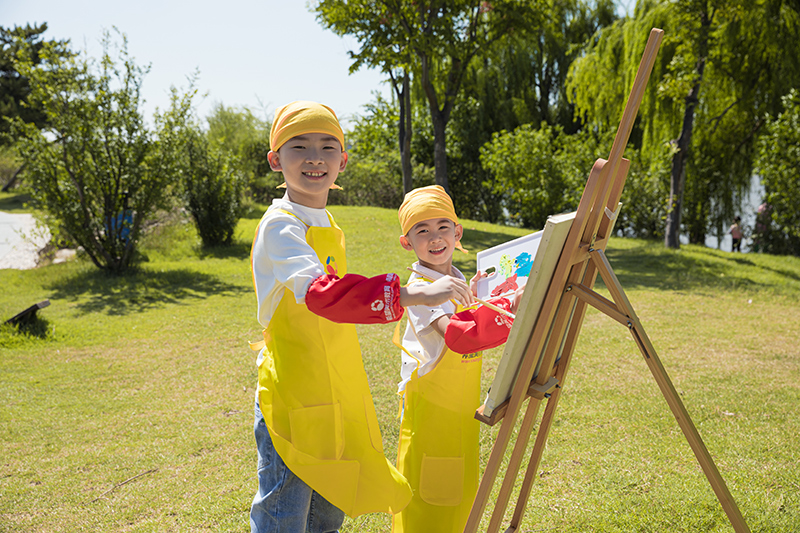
[
  {"left": 399, "top": 234, "right": 414, "bottom": 252},
  {"left": 267, "top": 151, "right": 282, "bottom": 172},
  {"left": 454, "top": 223, "right": 464, "bottom": 242},
  {"left": 339, "top": 151, "right": 348, "bottom": 172}
]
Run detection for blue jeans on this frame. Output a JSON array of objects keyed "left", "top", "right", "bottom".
[{"left": 250, "top": 396, "right": 345, "bottom": 533}]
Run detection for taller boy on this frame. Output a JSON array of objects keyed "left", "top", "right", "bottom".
[{"left": 249, "top": 101, "right": 473, "bottom": 533}]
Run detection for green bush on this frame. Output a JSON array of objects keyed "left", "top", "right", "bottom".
[
  {"left": 480, "top": 123, "right": 597, "bottom": 228},
  {"left": 182, "top": 133, "right": 245, "bottom": 247}
]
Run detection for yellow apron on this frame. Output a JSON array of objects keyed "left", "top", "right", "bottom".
[
  {"left": 392, "top": 309, "right": 483, "bottom": 533},
  {"left": 253, "top": 209, "right": 412, "bottom": 517}
]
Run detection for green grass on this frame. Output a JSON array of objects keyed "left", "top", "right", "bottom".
[{"left": 1, "top": 199, "right": 798, "bottom": 532}]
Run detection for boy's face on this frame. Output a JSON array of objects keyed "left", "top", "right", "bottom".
[
  {"left": 400, "top": 218, "right": 463, "bottom": 273},
  {"left": 268, "top": 133, "right": 348, "bottom": 209}
]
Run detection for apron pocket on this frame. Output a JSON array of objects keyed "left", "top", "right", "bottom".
[
  {"left": 419, "top": 454, "right": 464, "bottom": 506},
  {"left": 288, "top": 403, "right": 344, "bottom": 460}
]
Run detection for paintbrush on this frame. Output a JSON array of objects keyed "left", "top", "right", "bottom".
[{"left": 406, "top": 267, "right": 516, "bottom": 320}]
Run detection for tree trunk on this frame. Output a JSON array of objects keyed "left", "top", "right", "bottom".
[
  {"left": 1, "top": 163, "right": 26, "bottom": 192},
  {"left": 665, "top": 8, "right": 711, "bottom": 249},
  {"left": 430, "top": 108, "right": 449, "bottom": 193},
  {"left": 418, "top": 52, "right": 456, "bottom": 193},
  {"left": 398, "top": 73, "right": 413, "bottom": 194}
]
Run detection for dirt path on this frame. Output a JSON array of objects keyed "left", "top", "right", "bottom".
[{"left": 0, "top": 212, "right": 51, "bottom": 270}]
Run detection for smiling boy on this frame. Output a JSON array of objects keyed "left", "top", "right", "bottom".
[
  {"left": 249, "top": 103, "right": 473, "bottom": 533},
  {"left": 393, "top": 185, "right": 517, "bottom": 533}
]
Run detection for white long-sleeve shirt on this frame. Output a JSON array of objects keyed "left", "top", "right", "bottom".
[
  {"left": 251, "top": 198, "right": 330, "bottom": 328},
  {"left": 398, "top": 262, "right": 466, "bottom": 392}
]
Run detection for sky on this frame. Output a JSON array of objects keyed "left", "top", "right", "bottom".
[
  {"left": 1, "top": 0, "right": 393, "bottom": 128},
  {"left": 2, "top": 1, "right": 637, "bottom": 129}
]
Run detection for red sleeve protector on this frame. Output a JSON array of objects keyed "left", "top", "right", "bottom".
[
  {"left": 306, "top": 273, "right": 405, "bottom": 324},
  {"left": 444, "top": 297, "right": 514, "bottom": 354}
]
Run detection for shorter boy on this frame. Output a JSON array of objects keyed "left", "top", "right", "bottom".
[{"left": 392, "top": 185, "right": 517, "bottom": 533}]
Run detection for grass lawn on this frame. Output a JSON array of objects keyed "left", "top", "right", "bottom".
[{"left": 1, "top": 195, "right": 798, "bottom": 532}]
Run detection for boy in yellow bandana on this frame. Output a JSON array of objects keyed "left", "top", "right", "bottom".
[
  {"left": 393, "top": 185, "right": 517, "bottom": 533},
  {"left": 249, "top": 102, "right": 474, "bottom": 533}
]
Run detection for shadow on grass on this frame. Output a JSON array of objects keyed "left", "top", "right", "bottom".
[
  {"left": 0, "top": 191, "right": 33, "bottom": 212},
  {"left": 46, "top": 266, "right": 248, "bottom": 315},
  {"left": 0, "top": 316, "right": 52, "bottom": 348},
  {"left": 605, "top": 241, "right": 793, "bottom": 294},
  {"left": 196, "top": 241, "right": 252, "bottom": 260}
]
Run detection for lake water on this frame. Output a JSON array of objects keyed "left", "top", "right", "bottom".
[{"left": 679, "top": 175, "right": 764, "bottom": 253}]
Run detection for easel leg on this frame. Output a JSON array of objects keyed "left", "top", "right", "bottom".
[
  {"left": 507, "top": 387, "right": 560, "bottom": 531},
  {"left": 509, "top": 282, "right": 593, "bottom": 530},
  {"left": 591, "top": 250, "right": 751, "bottom": 533},
  {"left": 466, "top": 396, "right": 525, "bottom": 533},
  {"left": 487, "top": 397, "right": 543, "bottom": 533}
]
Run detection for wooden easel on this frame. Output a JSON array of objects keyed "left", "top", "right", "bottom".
[{"left": 465, "top": 28, "right": 750, "bottom": 533}]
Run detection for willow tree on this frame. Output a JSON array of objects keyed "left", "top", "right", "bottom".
[
  {"left": 315, "top": 0, "right": 540, "bottom": 193},
  {"left": 568, "top": 0, "right": 800, "bottom": 248},
  {"left": 447, "top": 0, "right": 617, "bottom": 221}
]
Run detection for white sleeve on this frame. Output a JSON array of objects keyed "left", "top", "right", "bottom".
[
  {"left": 405, "top": 280, "right": 453, "bottom": 333},
  {"left": 252, "top": 212, "right": 325, "bottom": 317}
]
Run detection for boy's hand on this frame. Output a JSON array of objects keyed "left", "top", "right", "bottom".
[
  {"left": 510, "top": 286, "right": 526, "bottom": 314},
  {"left": 400, "top": 276, "right": 474, "bottom": 308},
  {"left": 469, "top": 270, "right": 488, "bottom": 297}
]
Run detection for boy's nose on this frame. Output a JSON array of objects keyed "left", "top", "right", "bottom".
[{"left": 305, "top": 149, "right": 324, "bottom": 163}]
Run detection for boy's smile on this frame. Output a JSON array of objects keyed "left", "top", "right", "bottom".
[
  {"left": 268, "top": 133, "right": 348, "bottom": 208},
  {"left": 400, "top": 218, "right": 464, "bottom": 276}
]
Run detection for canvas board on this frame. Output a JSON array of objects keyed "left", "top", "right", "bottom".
[{"left": 481, "top": 211, "right": 576, "bottom": 417}]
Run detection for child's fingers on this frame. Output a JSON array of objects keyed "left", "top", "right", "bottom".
[
  {"left": 470, "top": 270, "right": 487, "bottom": 283},
  {"left": 456, "top": 279, "right": 474, "bottom": 306}
]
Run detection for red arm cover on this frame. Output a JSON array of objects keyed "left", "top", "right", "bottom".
[
  {"left": 444, "top": 297, "right": 513, "bottom": 354},
  {"left": 306, "top": 273, "right": 405, "bottom": 324}
]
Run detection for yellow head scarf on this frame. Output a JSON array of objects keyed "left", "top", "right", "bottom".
[
  {"left": 270, "top": 100, "right": 346, "bottom": 190},
  {"left": 398, "top": 185, "right": 467, "bottom": 253},
  {"left": 270, "top": 100, "right": 345, "bottom": 152}
]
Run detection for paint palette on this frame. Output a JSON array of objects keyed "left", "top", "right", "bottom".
[{"left": 475, "top": 231, "right": 543, "bottom": 301}]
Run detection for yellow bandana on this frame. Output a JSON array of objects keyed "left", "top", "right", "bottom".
[
  {"left": 270, "top": 101, "right": 345, "bottom": 152},
  {"left": 398, "top": 185, "right": 467, "bottom": 253}
]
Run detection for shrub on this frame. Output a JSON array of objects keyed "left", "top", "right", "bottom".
[{"left": 182, "top": 132, "right": 244, "bottom": 247}]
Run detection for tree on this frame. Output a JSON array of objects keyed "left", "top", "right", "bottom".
[
  {"left": 754, "top": 89, "right": 800, "bottom": 255},
  {"left": 1, "top": 23, "right": 72, "bottom": 139},
  {"left": 480, "top": 123, "right": 602, "bottom": 228},
  {"left": 12, "top": 31, "right": 194, "bottom": 273},
  {"left": 315, "top": 2, "right": 417, "bottom": 193},
  {"left": 0, "top": 23, "right": 72, "bottom": 190},
  {"left": 568, "top": 0, "right": 800, "bottom": 248},
  {"left": 445, "top": 0, "right": 617, "bottom": 221},
  {"left": 329, "top": 93, "right": 435, "bottom": 208},
  {"left": 315, "top": 0, "right": 539, "bottom": 193},
  {"left": 204, "top": 102, "right": 274, "bottom": 202}
]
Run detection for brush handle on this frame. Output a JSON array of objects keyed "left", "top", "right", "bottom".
[{"left": 406, "top": 267, "right": 516, "bottom": 320}]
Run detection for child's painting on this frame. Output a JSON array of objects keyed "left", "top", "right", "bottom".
[{"left": 475, "top": 232, "right": 543, "bottom": 301}]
